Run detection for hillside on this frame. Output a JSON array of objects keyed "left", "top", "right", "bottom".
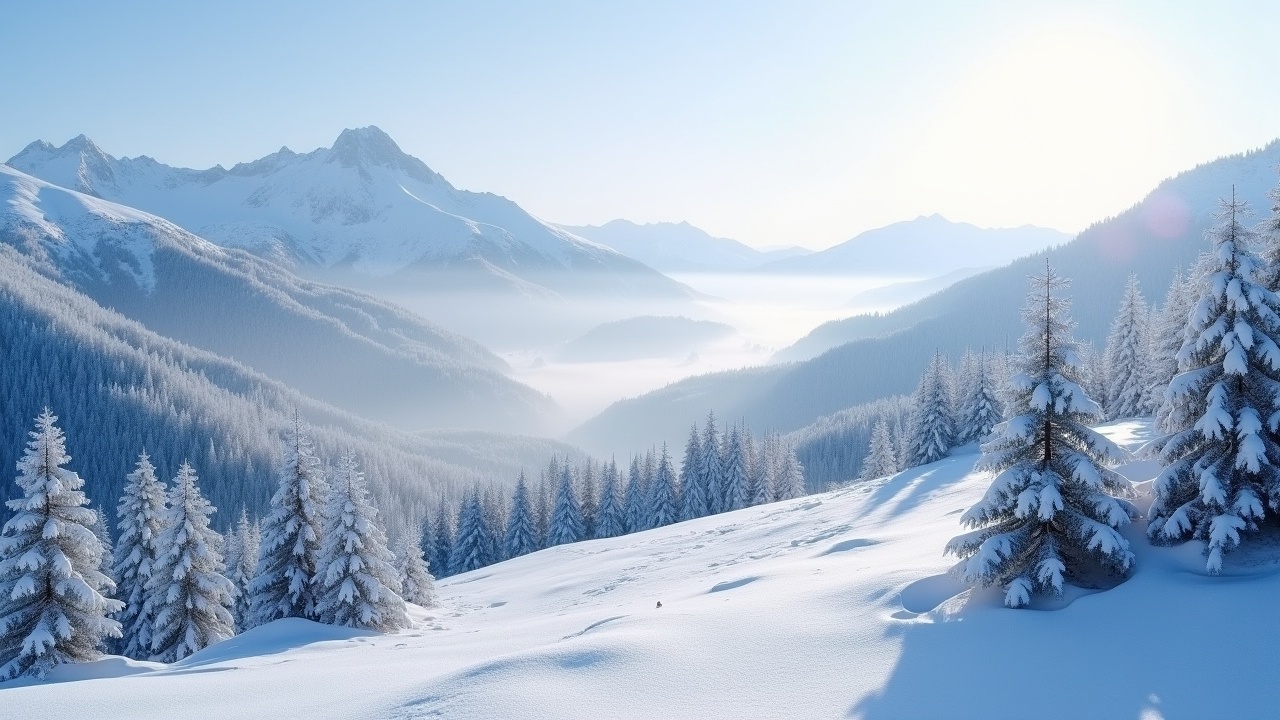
[
  {"left": 0, "top": 164, "right": 560, "bottom": 433},
  {"left": 560, "top": 219, "right": 811, "bottom": 273},
  {"left": 7, "top": 421, "right": 1275, "bottom": 719},
  {"left": 558, "top": 315, "right": 736, "bottom": 362}
]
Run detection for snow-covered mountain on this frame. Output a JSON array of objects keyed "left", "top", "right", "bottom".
[
  {"left": 9, "top": 421, "right": 1272, "bottom": 719},
  {"left": 757, "top": 214, "right": 1069, "bottom": 277},
  {"left": 0, "top": 164, "right": 559, "bottom": 433},
  {"left": 559, "top": 219, "right": 811, "bottom": 273},
  {"left": 6, "top": 128, "right": 693, "bottom": 300}
]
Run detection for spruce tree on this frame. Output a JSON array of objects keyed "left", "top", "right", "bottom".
[
  {"left": 1103, "top": 274, "right": 1152, "bottom": 419},
  {"left": 623, "top": 456, "right": 646, "bottom": 533},
  {"left": 113, "top": 451, "right": 168, "bottom": 659},
  {"left": 579, "top": 461, "right": 598, "bottom": 540},
  {"left": 504, "top": 472, "right": 539, "bottom": 558},
  {"left": 0, "top": 410, "right": 122, "bottom": 679},
  {"left": 249, "top": 416, "right": 328, "bottom": 626},
  {"left": 774, "top": 442, "right": 807, "bottom": 501},
  {"left": 449, "top": 488, "right": 493, "bottom": 574},
  {"left": 534, "top": 476, "right": 551, "bottom": 549},
  {"left": 700, "top": 413, "right": 726, "bottom": 514},
  {"left": 595, "top": 459, "right": 626, "bottom": 539},
  {"left": 1148, "top": 198, "right": 1280, "bottom": 572},
  {"left": 745, "top": 431, "right": 770, "bottom": 507},
  {"left": 429, "top": 498, "right": 454, "bottom": 579},
  {"left": 907, "top": 353, "right": 956, "bottom": 466},
  {"left": 721, "top": 426, "right": 749, "bottom": 512},
  {"left": 315, "top": 453, "right": 408, "bottom": 632},
  {"left": 647, "top": 444, "right": 679, "bottom": 529},
  {"left": 679, "top": 425, "right": 709, "bottom": 520},
  {"left": 147, "top": 463, "right": 235, "bottom": 662},
  {"left": 398, "top": 537, "right": 438, "bottom": 609},
  {"left": 547, "top": 464, "right": 585, "bottom": 546},
  {"left": 860, "top": 419, "right": 899, "bottom": 480},
  {"left": 1147, "top": 270, "right": 1195, "bottom": 428},
  {"left": 956, "top": 352, "right": 1004, "bottom": 445},
  {"left": 947, "top": 265, "right": 1136, "bottom": 607},
  {"left": 230, "top": 509, "right": 259, "bottom": 632}
]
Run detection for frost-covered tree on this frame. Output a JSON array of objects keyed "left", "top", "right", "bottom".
[
  {"left": 1256, "top": 168, "right": 1280, "bottom": 291},
  {"left": 249, "top": 417, "right": 329, "bottom": 626},
  {"left": 230, "top": 508, "right": 259, "bottom": 631},
  {"left": 579, "top": 461, "right": 598, "bottom": 540},
  {"left": 147, "top": 462, "right": 235, "bottom": 662},
  {"left": 745, "top": 432, "right": 770, "bottom": 506},
  {"left": 0, "top": 410, "right": 122, "bottom": 679},
  {"left": 1147, "top": 270, "right": 1196, "bottom": 429},
  {"left": 946, "top": 265, "right": 1136, "bottom": 607},
  {"left": 623, "top": 456, "right": 646, "bottom": 533},
  {"left": 89, "top": 508, "right": 115, "bottom": 588},
  {"left": 859, "top": 419, "right": 898, "bottom": 480},
  {"left": 429, "top": 498, "right": 454, "bottom": 579},
  {"left": 700, "top": 413, "right": 726, "bottom": 514},
  {"left": 449, "top": 488, "right": 493, "bottom": 574},
  {"left": 679, "top": 425, "right": 709, "bottom": 520},
  {"left": 721, "top": 426, "right": 749, "bottom": 512},
  {"left": 482, "top": 488, "right": 507, "bottom": 564},
  {"left": 1148, "top": 198, "right": 1280, "bottom": 572},
  {"left": 647, "top": 444, "right": 679, "bottom": 529},
  {"left": 956, "top": 352, "right": 1004, "bottom": 445},
  {"left": 398, "top": 537, "right": 437, "bottom": 609},
  {"left": 774, "top": 442, "right": 807, "bottom": 501},
  {"left": 1076, "top": 342, "right": 1109, "bottom": 411},
  {"left": 547, "top": 464, "right": 585, "bottom": 546},
  {"left": 534, "top": 476, "right": 551, "bottom": 550},
  {"left": 595, "top": 459, "right": 626, "bottom": 539},
  {"left": 504, "top": 472, "right": 538, "bottom": 559},
  {"left": 315, "top": 453, "right": 408, "bottom": 632},
  {"left": 906, "top": 353, "right": 956, "bottom": 467},
  {"left": 1103, "top": 274, "right": 1152, "bottom": 419},
  {"left": 113, "top": 452, "right": 168, "bottom": 659}
]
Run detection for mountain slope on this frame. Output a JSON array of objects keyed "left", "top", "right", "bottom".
[
  {"left": 0, "top": 164, "right": 559, "bottom": 433},
  {"left": 758, "top": 214, "right": 1069, "bottom": 277},
  {"left": 560, "top": 219, "right": 811, "bottom": 273},
  {"left": 7, "top": 128, "right": 693, "bottom": 300},
  {"left": 9, "top": 422, "right": 1277, "bottom": 720}
]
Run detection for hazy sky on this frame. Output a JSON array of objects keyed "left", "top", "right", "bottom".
[{"left": 3, "top": 1, "right": 1279, "bottom": 249}]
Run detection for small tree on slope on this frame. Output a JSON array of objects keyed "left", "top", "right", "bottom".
[
  {"left": 907, "top": 353, "right": 956, "bottom": 467},
  {"left": 595, "top": 459, "right": 626, "bottom": 539},
  {"left": 1147, "top": 270, "right": 1196, "bottom": 428},
  {"left": 0, "top": 410, "right": 122, "bottom": 679},
  {"left": 114, "top": 451, "right": 168, "bottom": 659},
  {"left": 249, "top": 417, "right": 329, "bottom": 626},
  {"left": 1103, "top": 274, "right": 1153, "bottom": 419},
  {"left": 547, "top": 464, "right": 586, "bottom": 546},
  {"left": 647, "top": 444, "right": 680, "bottom": 529},
  {"left": 147, "top": 462, "right": 235, "bottom": 662},
  {"left": 679, "top": 426, "right": 709, "bottom": 521},
  {"left": 860, "top": 419, "right": 899, "bottom": 480},
  {"left": 504, "top": 472, "right": 539, "bottom": 559},
  {"left": 398, "top": 537, "right": 438, "bottom": 609},
  {"left": 946, "top": 266, "right": 1137, "bottom": 607},
  {"left": 450, "top": 488, "right": 494, "bottom": 574},
  {"left": 774, "top": 441, "right": 807, "bottom": 501},
  {"left": 956, "top": 352, "right": 1004, "bottom": 445},
  {"left": 230, "top": 509, "right": 259, "bottom": 631},
  {"left": 315, "top": 453, "right": 408, "bottom": 632},
  {"left": 1148, "top": 198, "right": 1280, "bottom": 572},
  {"left": 721, "top": 426, "right": 750, "bottom": 512}
]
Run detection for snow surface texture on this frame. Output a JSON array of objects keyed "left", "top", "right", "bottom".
[{"left": 3, "top": 421, "right": 1274, "bottom": 718}]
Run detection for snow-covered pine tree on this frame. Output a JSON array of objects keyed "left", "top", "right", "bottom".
[
  {"left": 946, "top": 265, "right": 1136, "bottom": 607},
  {"left": 314, "top": 453, "right": 408, "bottom": 632},
  {"left": 1256, "top": 168, "right": 1280, "bottom": 290},
  {"left": 398, "top": 537, "right": 438, "bottom": 609},
  {"left": 0, "top": 410, "right": 122, "bottom": 679},
  {"left": 859, "top": 419, "right": 899, "bottom": 480},
  {"left": 745, "top": 431, "right": 770, "bottom": 507},
  {"left": 429, "top": 498, "right": 454, "bottom": 579},
  {"left": 623, "top": 456, "right": 646, "bottom": 533},
  {"left": 774, "top": 442, "right": 807, "bottom": 501},
  {"left": 1076, "top": 342, "right": 1109, "bottom": 410},
  {"left": 721, "top": 425, "right": 749, "bottom": 512},
  {"left": 1147, "top": 270, "right": 1195, "bottom": 429},
  {"left": 956, "top": 351, "right": 1004, "bottom": 445},
  {"left": 230, "top": 508, "right": 259, "bottom": 631},
  {"left": 449, "top": 488, "right": 493, "bottom": 574},
  {"left": 547, "top": 464, "right": 585, "bottom": 546},
  {"left": 89, "top": 508, "right": 115, "bottom": 588},
  {"left": 647, "top": 444, "right": 679, "bottom": 529},
  {"left": 534, "top": 475, "right": 551, "bottom": 549},
  {"left": 113, "top": 451, "right": 168, "bottom": 659},
  {"left": 700, "top": 413, "right": 726, "bottom": 514},
  {"left": 249, "top": 416, "right": 329, "bottom": 626},
  {"left": 678, "top": 424, "right": 709, "bottom": 520},
  {"left": 147, "top": 462, "right": 235, "bottom": 662},
  {"left": 595, "top": 459, "right": 626, "bottom": 539},
  {"left": 482, "top": 488, "right": 507, "bottom": 564},
  {"left": 1102, "top": 274, "right": 1152, "bottom": 419},
  {"left": 504, "top": 472, "right": 539, "bottom": 558},
  {"left": 1148, "top": 197, "right": 1280, "bottom": 572},
  {"left": 906, "top": 353, "right": 956, "bottom": 467},
  {"left": 891, "top": 417, "right": 909, "bottom": 471},
  {"left": 579, "top": 460, "right": 598, "bottom": 540}
]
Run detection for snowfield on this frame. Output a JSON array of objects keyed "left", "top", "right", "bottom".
[{"left": 6, "top": 420, "right": 1280, "bottom": 719}]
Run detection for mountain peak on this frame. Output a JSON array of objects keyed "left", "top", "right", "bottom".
[{"left": 330, "top": 126, "right": 404, "bottom": 167}]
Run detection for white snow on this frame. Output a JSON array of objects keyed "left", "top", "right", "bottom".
[{"left": 4, "top": 421, "right": 1280, "bottom": 718}]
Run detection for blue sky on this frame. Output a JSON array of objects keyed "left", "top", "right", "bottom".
[{"left": 3, "top": 0, "right": 1279, "bottom": 249}]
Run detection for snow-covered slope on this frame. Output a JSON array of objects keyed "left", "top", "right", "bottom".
[
  {"left": 8, "top": 421, "right": 1275, "bottom": 719},
  {"left": 560, "top": 219, "right": 811, "bottom": 273},
  {"left": 758, "top": 214, "right": 1069, "bottom": 277},
  {"left": 6, "top": 129, "right": 693, "bottom": 299},
  {"left": 0, "top": 164, "right": 560, "bottom": 433}
]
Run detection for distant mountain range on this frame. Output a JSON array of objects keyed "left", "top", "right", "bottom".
[
  {"left": 559, "top": 219, "right": 811, "bottom": 273},
  {"left": 7, "top": 127, "right": 692, "bottom": 302},
  {"left": 570, "top": 140, "right": 1280, "bottom": 456}
]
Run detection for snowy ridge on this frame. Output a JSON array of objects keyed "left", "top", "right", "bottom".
[{"left": 7, "top": 421, "right": 1276, "bottom": 718}]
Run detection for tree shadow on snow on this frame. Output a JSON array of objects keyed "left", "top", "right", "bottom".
[{"left": 858, "top": 455, "right": 976, "bottom": 521}]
